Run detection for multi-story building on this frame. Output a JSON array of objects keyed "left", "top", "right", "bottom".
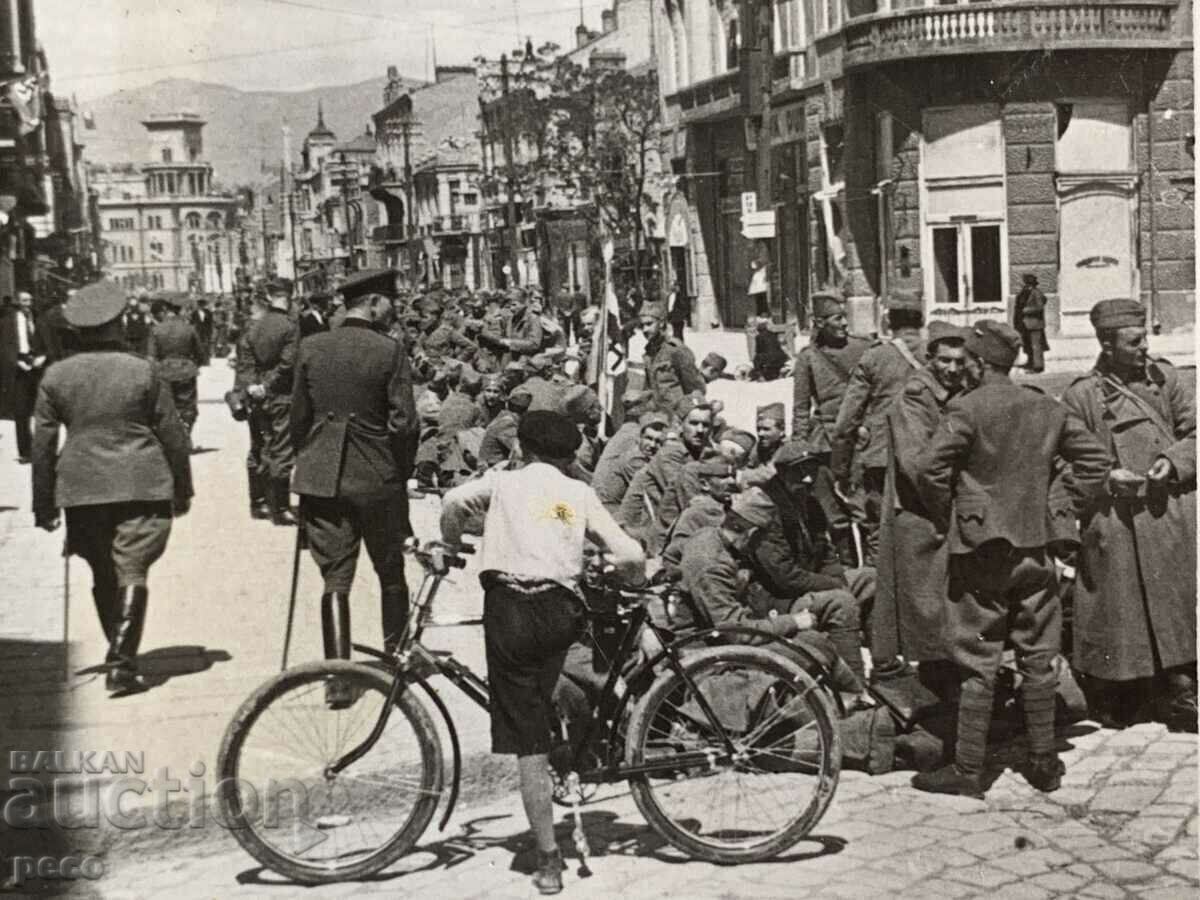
[
  {"left": 0, "top": 0, "right": 95, "bottom": 300},
  {"left": 292, "top": 104, "right": 381, "bottom": 284},
  {"left": 657, "top": 0, "right": 1194, "bottom": 334},
  {"left": 91, "top": 113, "right": 240, "bottom": 293},
  {"left": 369, "top": 65, "right": 485, "bottom": 289}
]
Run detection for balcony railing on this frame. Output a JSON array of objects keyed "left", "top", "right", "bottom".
[
  {"left": 843, "top": 0, "right": 1182, "bottom": 70},
  {"left": 371, "top": 223, "right": 408, "bottom": 243}
]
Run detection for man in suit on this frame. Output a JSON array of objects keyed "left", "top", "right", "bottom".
[
  {"left": 291, "top": 269, "right": 418, "bottom": 705},
  {"left": 32, "top": 280, "right": 192, "bottom": 694},
  {"left": 912, "top": 320, "right": 1110, "bottom": 798},
  {"left": 831, "top": 291, "right": 926, "bottom": 564},
  {"left": 147, "top": 298, "right": 205, "bottom": 445},
  {"left": 190, "top": 297, "right": 214, "bottom": 366},
  {"left": 245, "top": 279, "right": 298, "bottom": 525},
  {"left": 0, "top": 291, "right": 47, "bottom": 463}
]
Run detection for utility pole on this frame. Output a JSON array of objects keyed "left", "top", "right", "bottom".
[
  {"left": 338, "top": 151, "right": 355, "bottom": 273},
  {"left": 499, "top": 53, "right": 521, "bottom": 286},
  {"left": 740, "top": 0, "right": 775, "bottom": 319}
]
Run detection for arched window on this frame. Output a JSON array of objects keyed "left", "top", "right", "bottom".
[
  {"left": 185, "top": 212, "right": 202, "bottom": 230},
  {"left": 207, "top": 211, "right": 224, "bottom": 230}
]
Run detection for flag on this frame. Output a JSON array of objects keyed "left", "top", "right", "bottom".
[
  {"left": 82, "top": 110, "right": 96, "bottom": 130},
  {"left": 587, "top": 240, "right": 628, "bottom": 434},
  {"left": 5, "top": 75, "right": 42, "bottom": 136}
]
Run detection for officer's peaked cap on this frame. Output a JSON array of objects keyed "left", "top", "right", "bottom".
[
  {"left": 1089, "top": 298, "right": 1145, "bottom": 331},
  {"left": 63, "top": 279, "right": 126, "bottom": 329},
  {"left": 339, "top": 268, "right": 396, "bottom": 303}
]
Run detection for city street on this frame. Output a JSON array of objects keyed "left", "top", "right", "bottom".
[{"left": 0, "top": 350, "right": 1195, "bottom": 898}]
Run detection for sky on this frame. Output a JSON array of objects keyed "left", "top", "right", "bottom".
[{"left": 39, "top": 0, "right": 611, "bottom": 101}]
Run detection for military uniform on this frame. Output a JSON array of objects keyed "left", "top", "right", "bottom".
[
  {"left": 245, "top": 301, "right": 298, "bottom": 523},
  {"left": 1060, "top": 353, "right": 1196, "bottom": 691},
  {"left": 478, "top": 408, "right": 522, "bottom": 469},
  {"left": 618, "top": 437, "right": 715, "bottom": 551},
  {"left": 913, "top": 322, "right": 1110, "bottom": 792},
  {"left": 594, "top": 442, "right": 650, "bottom": 515},
  {"left": 438, "top": 389, "right": 488, "bottom": 436},
  {"left": 291, "top": 298, "right": 419, "bottom": 659},
  {"left": 233, "top": 313, "right": 269, "bottom": 518},
  {"left": 661, "top": 493, "right": 724, "bottom": 578},
  {"left": 32, "top": 280, "right": 192, "bottom": 693},
  {"left": 147, "top": 313, "right": 204, "bottom": 438},
  {"left": 830, "top": 333, "right": 924, "bottom": 563},
  {"left": 642, "top": 334, "right": 706, "bottom": 415}
]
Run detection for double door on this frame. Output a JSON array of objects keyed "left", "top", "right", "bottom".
[{"left": 930, "top": 220, "right": 1003, "bottom": 307}]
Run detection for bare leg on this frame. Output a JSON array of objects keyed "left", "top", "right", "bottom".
[{"left": 517, "top": 754, "right": 556, "bottom": 852}]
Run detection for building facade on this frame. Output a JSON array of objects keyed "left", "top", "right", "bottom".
[
  {"left": 657, "top": 0, "right": 1195, "bottom": 334},
  {"left": 91, "top": 114, "right": 239, "bottom": 293}
]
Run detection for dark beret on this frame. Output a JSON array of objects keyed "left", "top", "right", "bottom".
[
  {"left": 518, "top": 410, "right": 583, "bottom": 460},
  {"left": 1089, "top": 298, "right": 1145, "bottom": 331}
]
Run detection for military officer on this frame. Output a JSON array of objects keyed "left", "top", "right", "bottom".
[
  {"left": 245, "top": 278, "right": 298, "bottom": 525},
  {"left": 1060, "top": 299, "right": 1196, "bottom": 733},
  {"left": 791, "top": 293, "right": 870, "bottom": 560},
  {"left": 32, "top": 280, "right": 193, "bottom": 694},
  {"left": 638, "top": 301, "right": 706, "bottom": 416},
  {"left": 291, "top": 269, "right": 419, "bottom": 704},
  {"left": 912, "top": 321, "right": 1110, "bottom": 798},
  {"left": 831, "top": 292, "right": 926, "bottom": 564},
  {"left": 874, "top": 321, "right": 968, "bottom": 686},
  {"left": 147, "top": 298, "right": 205, "bottom": 444},
  {"left": 233, "top": 294, "right": 271, "bottom": 520}
]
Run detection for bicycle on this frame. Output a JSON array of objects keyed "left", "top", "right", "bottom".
[{"left": 216, "top": 539, "right": 843, "bottom": 885}]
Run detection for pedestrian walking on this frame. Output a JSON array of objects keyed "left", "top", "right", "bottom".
[
  {"left": 666, "top": 277, "right": 690, "bottom": 341},
  {"left": 233, "top": 296, "right": 270, "bottom": 520},
  {"left": 1014, "top": 273, "right": 1049, "bottom": 372},
  {"left": 147, "top": 297, "right": 205, "bottom": 446},
  {"left": 190, "top": 297, "right": 214, "bottom": 366},
  {"left": 31, "top": 279, "right": 193, "bottom": 695},
  {"left": 290, "top": 269, "right": 419, "bottom": 705},
  {"left": 1060, "top": 298, "right": 1196, "bottom": 733},
  {"left": 244, "top": 279, "right": 298, "bottom": 526},
  {"left": 440, "top": 410, "right": 645, "bottom": 895},
  {"left": 0, "top": 291, "right": 48, "bottom": 463},
  {"left": 912, "top": 320, "right": 1110, "bottom": 798}
]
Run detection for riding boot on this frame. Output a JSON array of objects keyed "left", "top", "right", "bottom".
[
  {"left": 92, "top": 583, "right": 120, "bottom": 647},
  {"left": 380, "top": 585, "right": 411, "bottom": 657},
  {"left": 321, "top": 592, "right": 354, "bottom": 709},
  {"left": 248, "top": 471, "right": 270, "bottom": 520},
  {"left": 107, "top": 586, "right": 148, "bottom": 694},
  {"left": 269, "top": 478, "right": 296, "bottom": 527},
  {"left": 1164, "top": 667, "right": 1198, "bottom": 734}
]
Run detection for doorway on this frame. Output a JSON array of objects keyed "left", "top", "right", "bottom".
[{"left": 931, "top": 221, "right": 1003, "bottom": 306}]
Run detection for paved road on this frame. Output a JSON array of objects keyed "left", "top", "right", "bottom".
[{"left": 0, "top": 355, "right": 1196, "bottom": 898}]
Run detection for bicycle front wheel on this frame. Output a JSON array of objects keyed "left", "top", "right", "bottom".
[
  {"left": 626, "top": 644, "right": 841, "bottom": 864},
  {"left": 216, "top": 660, "right": 444, "bottom": 884}
]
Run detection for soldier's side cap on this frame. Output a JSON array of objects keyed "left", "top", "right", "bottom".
[
  {"left": 702, "top": 352, "right": 728, "bottom": 370},
  {"left": 339, "top": 268, "right": 396, "bottom": 302},
  {"left": 774, "top": 439, "right": 823, "bottom": 469},
  {"left": 638, "top": 411, "right": 670, "bottom": 430},
  {"left": 1089, "top": 298, "right": 1145, "bottom": 331},
  {"left": 519, "top": 410, "right": 583, "bottom": 459},
  {"left": 63, "top": 279, "right": 126, "bottom": 328},
  {"left": 885, "top": 289, "right": 922, "bottom": 311},
  {"left": 810, "top": 292, "right": 845, "bottom": 319},
  {"left": 756, "top": 402, "right": 786, "bottom": 424},
  {"left": 927, "top": 320, "right": 968, "bottom": 348},
  {"left": 639, "top": 300, "right": 667, "bottom": 320},
  {"left": 728, "top": 487, "right": 776, "bottom": 529},
  {"left": 965, "top": 319, "right": 1021, "bottom": 368},
  {"left": 560, "top": 384, "right": 600, "bottom": 420},
  {"left": 719, "top": 428, "right": 757, "bottom": 454},
  {"left": 674, "top": 393, "right": 711, "bottom": 419},
  {"left": 528, "top": 353, "right": 554, "bottom": 372},
  {"left": 504, "top": 360, "right": 528, "bottom": 375}
]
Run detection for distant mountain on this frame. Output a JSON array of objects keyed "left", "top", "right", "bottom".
[{"left": 80, "top": 76, "right": 425, "bottom": 189}]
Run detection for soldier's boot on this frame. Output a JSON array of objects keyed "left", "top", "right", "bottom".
[
  {"left": 380, "top": 585, "right": 411, "bottom": 657},
  {"left": 912, "top": 678, "right": 990, "bottom": 798},
  {"left": 248, "top": 471, "right": 271, "bottom": 520},
  {"left": 1017, "top": 677, "right": 1063, "bottom": 792},
  {"left": 107, "top": 587, "right": 148, "bottom": 696},
  {"left": 92, "top": 582, "right": 120, "bottom": 648},
  {"left": 269, "top": 479, "right": 297, "bottom": 527},
  {"left": 321, "top": 592, "right": 354, "bottom": 709},
  {"left": 828, "top": 628, "right": 867, "bottom": 691},
  {"left": 1164, "top": 667, "right": 1198, "bottom": 734}
]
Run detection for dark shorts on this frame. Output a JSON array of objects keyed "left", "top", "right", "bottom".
[{"left": 483, "top": 578, "right": 586, "bottom": 756}]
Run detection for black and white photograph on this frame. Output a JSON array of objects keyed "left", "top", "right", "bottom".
[{"left": 0, "top": 0, "right": 1196, "bottom": 896}]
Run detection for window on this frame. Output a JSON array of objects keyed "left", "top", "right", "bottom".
[
  {"left": 776, "top": 0, "right": 807, "bottom": 50},
  {"left": 207, "top": 211, "right": 224, "bottom": 230},
  {"left": 725, "top": 18, "right": 740, "bottom": 72},
  {"left": 161, "top": 148, "right": 172, "bottom": 163},
  {"left": 107, "top": 217, "right": 135, "bottom": 231},
  {"left": 185, "top": 212, "right": 202, "bottom": 229}
]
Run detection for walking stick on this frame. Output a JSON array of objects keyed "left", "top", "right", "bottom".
[
  {"left": 281, "top": 515, "right": 304, "bottom": 672},
  {"left": 61, "top": 543, "right": 70, "bottom": 682}
]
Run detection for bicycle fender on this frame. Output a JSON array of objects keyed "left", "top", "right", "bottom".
[{"left": 350, "top": 643, "right": 463, "bottom": 831}]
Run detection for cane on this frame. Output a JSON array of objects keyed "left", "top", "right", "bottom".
[
  {"left": 280, "top": 515, "right": 305, "bottom": 672},
  {"left": 61, "top": 542, "right": 70, "bottom": 682}
]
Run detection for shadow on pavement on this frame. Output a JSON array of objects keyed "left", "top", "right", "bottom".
[
  {"left": 73, "top": 645, "right": 231, "bottom": 691},
  {"left": 232, "top": 807, "right": 845, "bottom": 889}
]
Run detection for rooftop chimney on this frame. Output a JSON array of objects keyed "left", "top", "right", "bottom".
[
  {"left": 601, "top": 8, "right": 616, "bottom": 33},
  {"left": 575, "top": 23, "right": 590, "bottom": 48}
]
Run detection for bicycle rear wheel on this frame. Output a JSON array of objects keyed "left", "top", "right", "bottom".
[
  {"left": 216, "top": 660, "right": 444, "bottom": 884},
  {"left": 626, "top": 644, "right": 841, "bottom": 864}
]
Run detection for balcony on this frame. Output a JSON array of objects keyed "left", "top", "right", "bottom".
[
  {"left": 665, "top": 71, "right": 742, "bottom": 124},
  {"left": 371, "top": 223, "right": 408, "bottom": 244},
  {"left": 843, "top": 1, "right": 1185, "bottom": 71}
]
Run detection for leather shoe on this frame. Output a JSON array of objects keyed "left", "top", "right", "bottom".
[
  {"left": 1019, "top": 754, "right": 1065, "bottom": 792},
  {"left": 911, "top": 764, "right": 984, "bottom": 799},
  {"left": 532, "top": 848, "right": 565, "bottom": 895}
]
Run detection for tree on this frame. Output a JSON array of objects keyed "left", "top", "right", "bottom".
[{"left": 476, "top": 43, "right": 662, "bottom": 291}]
